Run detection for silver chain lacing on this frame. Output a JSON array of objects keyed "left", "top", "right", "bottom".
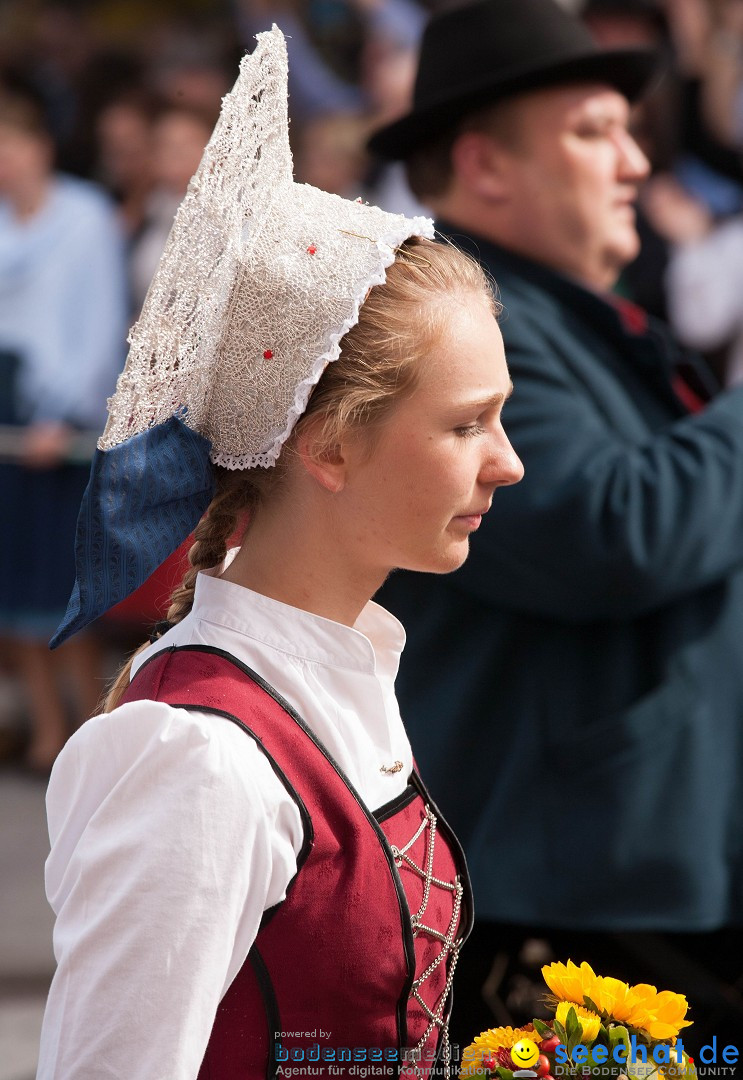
[{"left": 389, "top": 806, "right": 464, "bottom": 1078}]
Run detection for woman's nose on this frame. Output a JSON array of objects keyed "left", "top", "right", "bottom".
[{"left": 481, "top": 437, "right": 524, "bottom": 488}]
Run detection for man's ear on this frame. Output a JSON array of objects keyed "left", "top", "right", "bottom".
[
  {"left": 450, "top": 130, "right": 513, "bottom": 202},
  {"left": 295, "top": 419, "right": 347, "bottom": 494}
]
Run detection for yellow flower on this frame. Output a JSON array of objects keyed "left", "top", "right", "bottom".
[
  {"left": 591, "top": 976, "right": 638, "bottom": 1022},
  {"left": 626, "top": 984, "right": 658, "bottom": 1009},
  {"left": 638, "top": 991, "right": 693, "bottom": 1041},
  {"left": 542, "top": 960, "right": 597, "bottom": 1005},
  {"left": 607, "top": 984, "right": 693, "bottom": 1040},
  {"left": 460, "top": 1026, "right": 536, "bottom": 1077},
  {"left": 541, "top": 962, "right": 692, "bottom": 1045},
  {"left": 555, "top": 1001, "right": 601, "bottom": 1042}
]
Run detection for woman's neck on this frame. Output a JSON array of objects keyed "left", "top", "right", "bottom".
[{"left": 220, "top": 492, "right": 385, "bottom": 628}]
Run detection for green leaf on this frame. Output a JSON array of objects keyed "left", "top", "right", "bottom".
[
  {"left": 565, "top": 1007, "right": 586, "bottom": 1059},
  {"left": 553, "top": 1020, "right": 568, "bottom": 1044},
  {"left": 565, "top": 1006, "right": 581, "bottom": 1042},
  {"left": 495, "top": 1069, "right": 514, "bottom": 1080},
  {"left": 533, "top": 1018, "right": 551, "bottom": 1039},
  {"left": 608, "top": 1025, "right": 630, "bottom": 1052},
  {"left": 588, "top": 1023, "right": 610, "bottom": 1051},
  {"left": 583, "top": 996, "right": 601, "bottom": 1015}
]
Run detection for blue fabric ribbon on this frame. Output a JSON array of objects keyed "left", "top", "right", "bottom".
[{"left": 51, "top": 416, "right": 215, "bottom": 648}]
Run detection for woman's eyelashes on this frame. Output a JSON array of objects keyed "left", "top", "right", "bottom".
[
  {"left": 455, "top": 422, "right": 486, "bottom": 438},
  {"left": 454, "top": 406, "right": 504, "bottom": 439}
]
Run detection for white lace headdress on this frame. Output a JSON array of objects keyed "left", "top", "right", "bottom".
[{"left": 101, "top": 26, "right": 434, "bottom": 470}]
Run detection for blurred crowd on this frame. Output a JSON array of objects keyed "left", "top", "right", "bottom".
[{"left": 2, "top": 0, "right": 743, "bottom": 774}]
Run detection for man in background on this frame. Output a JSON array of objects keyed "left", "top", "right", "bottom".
[{"left": 370, "top": 0, "right": 743, "bottom": 1054}]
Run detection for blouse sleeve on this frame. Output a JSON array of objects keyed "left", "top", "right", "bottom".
[{"left": 37, "top": 700, "right": 303, "bottom": 1080}]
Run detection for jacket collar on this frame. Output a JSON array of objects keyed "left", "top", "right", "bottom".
[
  {"left": 435, "top": 221, "right": 719, "bottom": 404},
  {"left": 436, "top": 221, "right": 627, "bottom": 331}
]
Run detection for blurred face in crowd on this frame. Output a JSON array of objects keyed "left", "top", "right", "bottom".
[
  {"left": 295, "top": 114, "right": 367, "bottom": 198},
  {"left": 97, "top": 102, "right": 153, "bottom": 193},
  {"left": 0, "top": 120, "right": 52, "bottom": 201},
  {"left": 453, "top": 83, "right": 650, "bottom": 291},
  {"left": 151, "top": 111, "right": 212, "bottom": 196}
]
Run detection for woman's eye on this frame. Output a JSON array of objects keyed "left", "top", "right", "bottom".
[{"left": 455, "top": 423, "right": 485, "bottom": 438}]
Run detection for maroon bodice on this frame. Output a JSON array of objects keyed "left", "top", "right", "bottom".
[{"left": 121, "top": 645, "right": 473, "bottom": 1078}]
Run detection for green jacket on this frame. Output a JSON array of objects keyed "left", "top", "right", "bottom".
[{"left": 381, "top": 233, "right": 743, "bottom": 930}]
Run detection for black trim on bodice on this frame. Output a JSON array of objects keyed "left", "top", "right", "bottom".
[
  {"left": 132, "top": 644, "right": 418, "bottom": 1062},
  {"left": 248, "top": 948, "right": 282, "bottom": 1080},
  {"left": 375, "top": 784, "right": 419, "bottom": 823},
  {"left": 128, "top": 644, "right": 472, "bottom": 1077}
]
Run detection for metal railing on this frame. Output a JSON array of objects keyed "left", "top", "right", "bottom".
[{"left": 0, "top": 426, "right": 99, "bottom": 465}]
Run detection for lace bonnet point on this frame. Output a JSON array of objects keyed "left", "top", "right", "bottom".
[{"left": 100, "top": 26, "right": 434, "bottom": 470}]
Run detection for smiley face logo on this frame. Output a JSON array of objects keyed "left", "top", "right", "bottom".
[{"left": 511, "top": 1039, "right": 540, "bottom": 1070}]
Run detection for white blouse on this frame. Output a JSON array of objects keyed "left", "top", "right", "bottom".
[{"left": 38, "top": 563, "right": 412, "bottom": 1080}]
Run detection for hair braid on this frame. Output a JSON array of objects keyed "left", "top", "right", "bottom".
[
  {"left": 165, "top": 475, "right": 249, "bottom": 626},
  {"left": 101, "top": 469, "right": 255, "bottom": 712}
]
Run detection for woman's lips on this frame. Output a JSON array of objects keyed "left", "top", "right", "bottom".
[{"left": 454, "top": 512, "right": 483, "bottom": 530}]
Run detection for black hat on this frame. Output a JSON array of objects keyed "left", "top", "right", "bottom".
[{"left": 369, "top": 0, "right": 658, "bottom": 160}]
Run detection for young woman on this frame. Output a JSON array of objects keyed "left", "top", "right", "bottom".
[{"left": 37, "top": 29, "right": 522, "bottom": 1080}]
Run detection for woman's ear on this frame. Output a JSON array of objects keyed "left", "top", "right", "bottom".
[{"left": 295, "top": 419, "right": 347, "bottom": 493}]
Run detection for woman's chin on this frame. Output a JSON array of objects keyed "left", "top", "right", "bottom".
[{"left": 414, "top": 543, "right": 471, "bottom": 576}]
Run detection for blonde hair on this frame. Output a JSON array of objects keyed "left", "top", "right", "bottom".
[{"left": 103, "top": 236, "right": 496, "bottom": 710}]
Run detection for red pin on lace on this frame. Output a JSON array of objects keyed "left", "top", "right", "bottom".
[
  {"left": 307, "top": 244, "right": 317, "bottom": 255},
  {"left": 263, "top": 349, "right": 273, "bottom": 359}
]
